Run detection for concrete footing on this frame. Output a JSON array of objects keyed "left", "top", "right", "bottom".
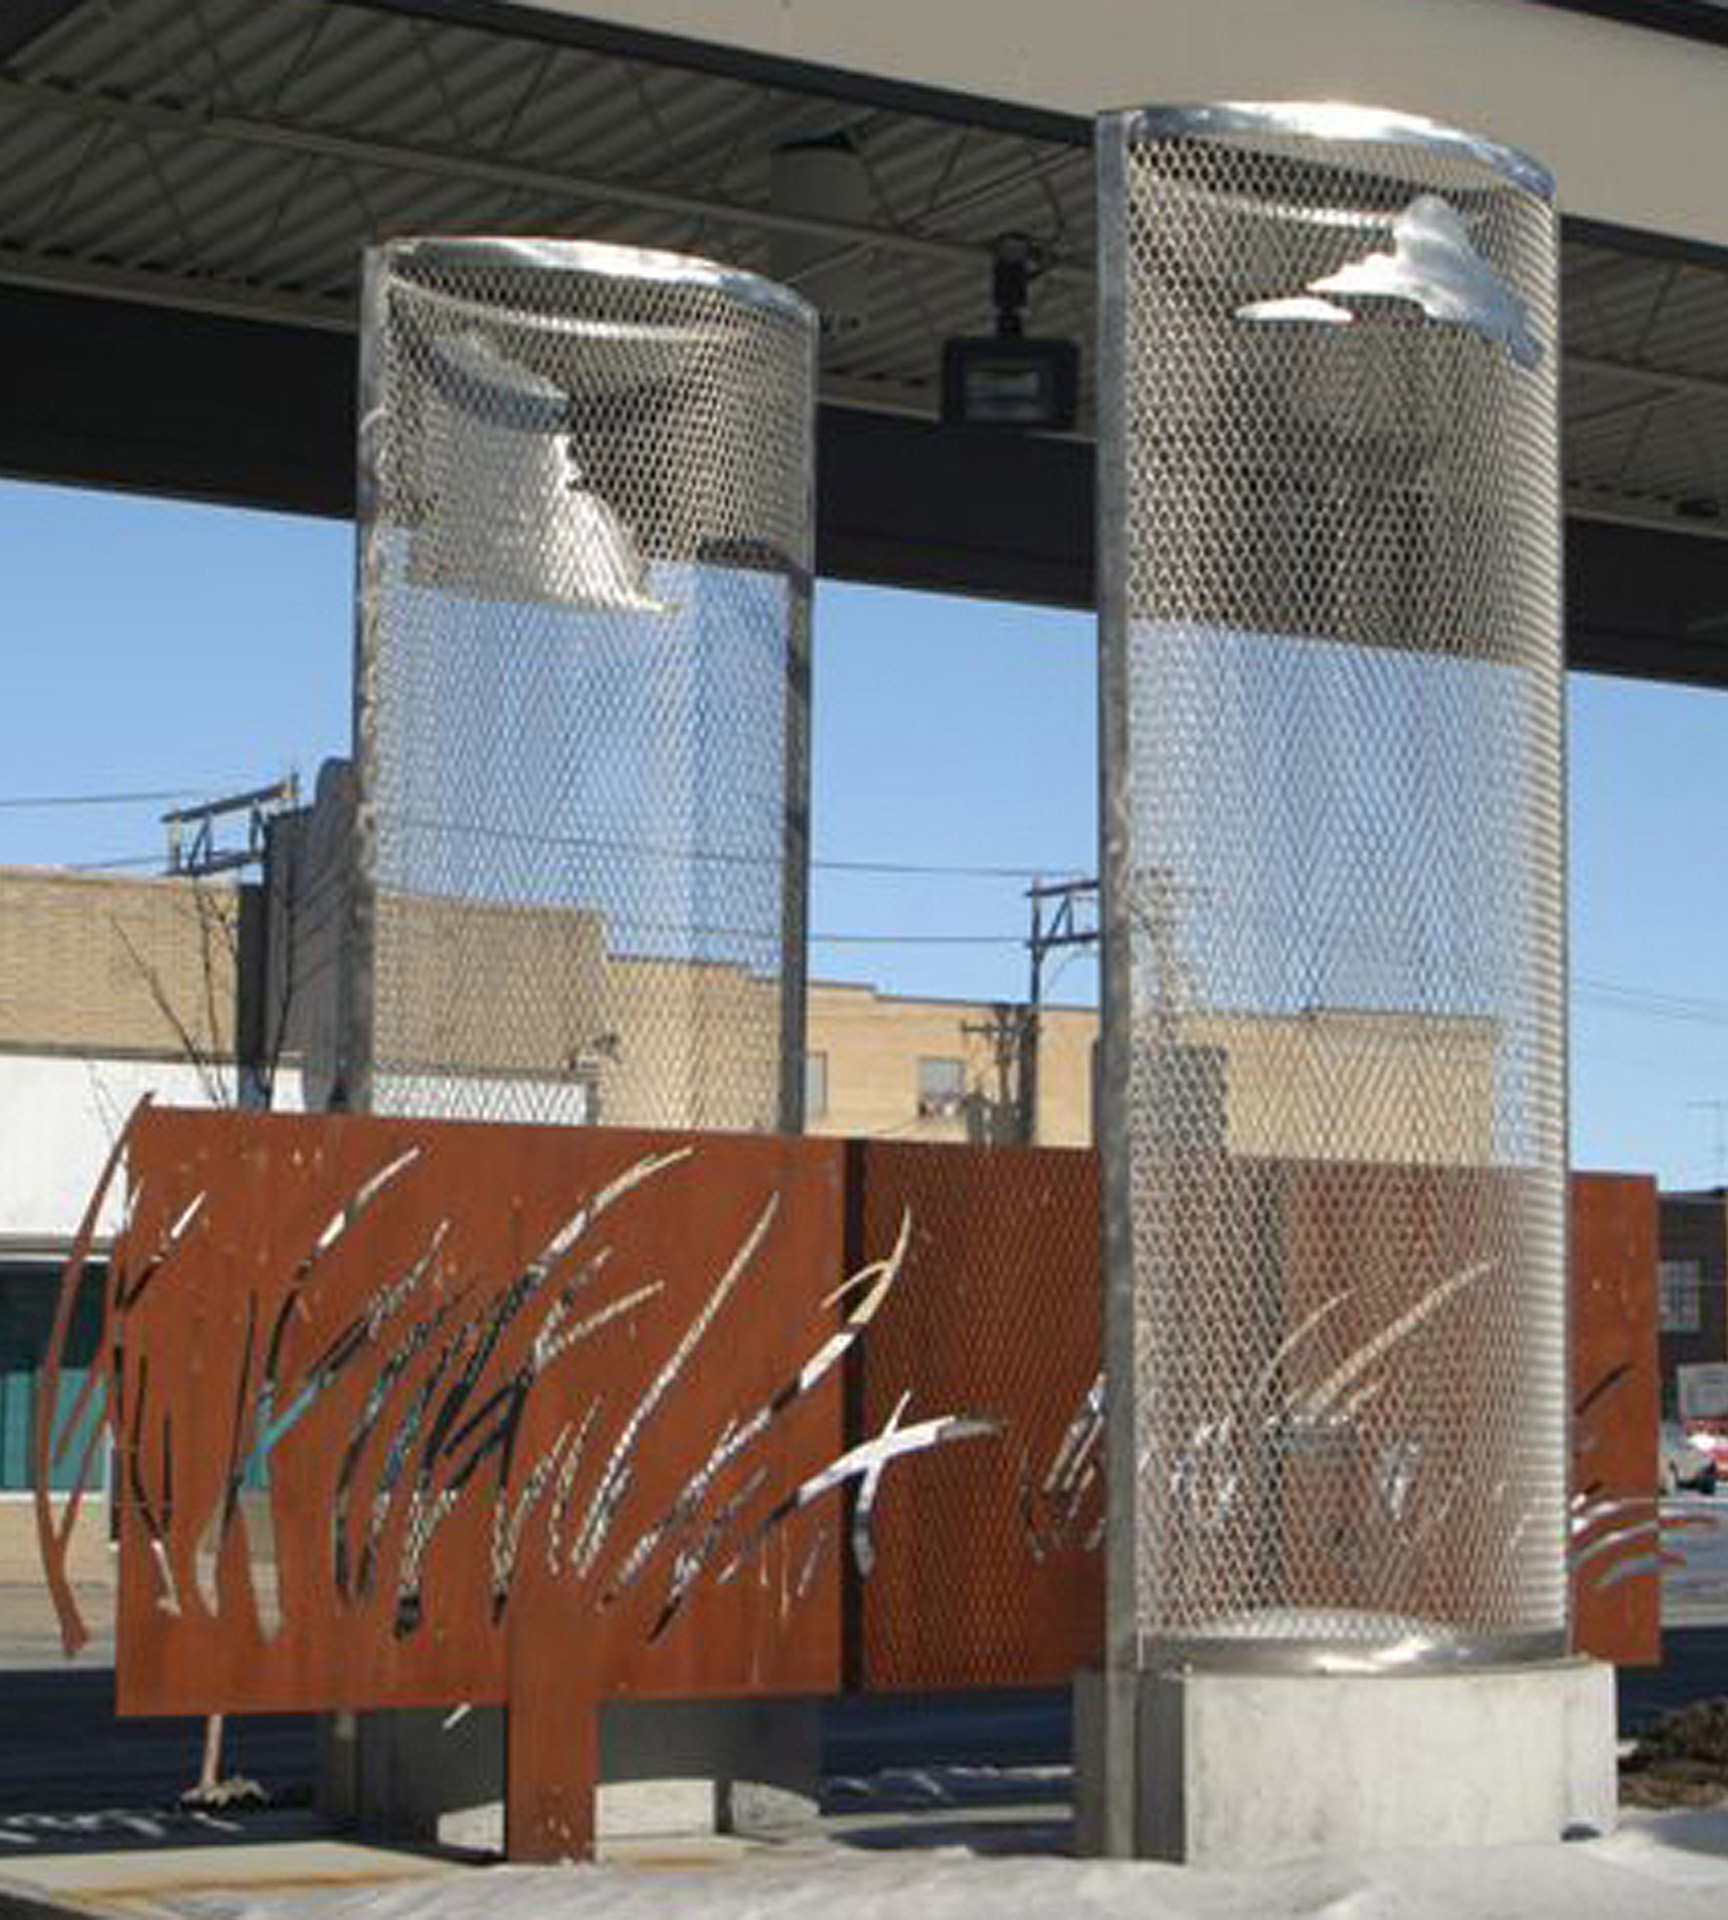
[
  {"left": 1074, "top": 1657, "right": 1617, "bottom": 1866},
  {"left": 322, "top": 1698, "right": 821, "bottom": 1848}
]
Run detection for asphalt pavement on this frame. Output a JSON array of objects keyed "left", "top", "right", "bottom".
[
  {"left": 0, "top": 1535, "right": 1726, "bottom": 1837},
  {"left": 0, "top": 1645, "right": 1724, "bottom": 1839}
]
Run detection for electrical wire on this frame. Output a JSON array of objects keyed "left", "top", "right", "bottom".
[
  {"left": 53, "top": 841, "right": 1085, "bottom": 899},
  {"left": 45, "top": 865, "right": 1031, "bottom": 943},
  {"left": 811, "top": 932, "right": 1020, "bottom": 947},
  {"left": 0, "top": 788, "right": 199, "bottom": 810},
  {"left": 386, "top": 809, "right": 1082, "bottom": 883},
  {"left": 1575, "top": 977, "right": 1728, "bottom": 1029}
]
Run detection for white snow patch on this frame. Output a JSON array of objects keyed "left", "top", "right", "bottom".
[{"left": 195, "top": 1813, "right": 1728, "bottom": 1920}]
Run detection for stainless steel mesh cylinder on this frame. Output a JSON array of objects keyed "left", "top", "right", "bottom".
[
  {"left": 1096, "top": 106, "right": 1565, "bottom": 1668},
  {"left": 350, "top": 239, "right": 816, "bottom": 1130}
]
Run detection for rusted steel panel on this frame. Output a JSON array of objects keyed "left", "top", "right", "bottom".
[
  {"left": 108, "top": 1108, "right": 851, "bottom": 1721},
  {"left": 851, "top": 1140, "right": 1103, "bottom": 1689},
  {"left": 1278, "top": 1163, "right": 1531, "bottom": 1633},
  {"left": 851, "top": 1152, "right": 1660, "bottom": 1683},
  {"left": 1280, "top": 1166, "right": 1659, "bottom": 1653},
  {"left": 1570, "top": 1171, "right": 1662, "bottom": 1667},
  {"left": 41, "top": 1114, "right": 1661, "bottom": 1862},
  {"left": 505, "top": 1576, "right": 603, "bottom": 1862}
]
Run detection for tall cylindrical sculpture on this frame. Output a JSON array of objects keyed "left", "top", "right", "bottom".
[
  {"left": 347, "top": 239, "right": 816, "bottom": 1130},
  {"left": 1097, "top": 107, "right": 1564, "bottom": 1676}
]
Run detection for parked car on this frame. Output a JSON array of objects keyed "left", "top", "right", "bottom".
[
  {"left": 1686, "top": 1420, "right": 1728, "bottom": 1480},
  {"left": 1661, "top": 1420, "right": 1719, "bottom": 1495}
]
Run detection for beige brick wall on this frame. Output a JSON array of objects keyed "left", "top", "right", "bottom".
[
  {"left": 806, "top": 982, "right": 1096, "bottom": 1146},
  {"left": 602, "top": 955, "right": 781, "bottom": 1131},
  {"left": 371, "top": 890, "right": 609, "bottom": 1077},
  {"left": 1186, "top": 1008, "right": 1498, "bottom": 1166},
  {"left": 0, "top": 868, "right": 237, "bottom": 1058},
  {"left": 805, "top": 985, "right": 1497, "bottom": 1163},
  {"left": 0, "top": 867, "right": 1495, "bottom": 1164}
]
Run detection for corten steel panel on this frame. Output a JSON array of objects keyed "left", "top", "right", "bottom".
[
  {"left": 845, "top": 1150, "right": 1662, "bottom": 1689},
  {"left": 1276, "top": 1163, "right": 1532, "bottom": 1634},
  {"left": 851, "top": 1141, "right": 1104, "bottom": 1690},
  {"left": 38, "top": 1115, "right": 1665, "bottom": 1847},
  {"left": 103, "top": 1108, "right": 850, "bottom": 1721},
  {"left": 1570, "top": 1172, "right": 1661, "bottom": 1666}
]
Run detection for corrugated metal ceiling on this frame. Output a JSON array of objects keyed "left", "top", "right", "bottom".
[{"left": 0, "top": 0, "right": 1723, "bottom": 537}]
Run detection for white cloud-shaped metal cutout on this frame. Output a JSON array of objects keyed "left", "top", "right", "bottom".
[{"left": 1237, "top": 194, "right": 1543, "bottom": 371}]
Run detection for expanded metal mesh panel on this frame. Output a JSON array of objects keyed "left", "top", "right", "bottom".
[
  {"left": 355, "top": 238, "right": 815, "bottom": 1129},
  {"left": 1098, "top": 108, "right": 1565, "bottom": 1663},
  {"left": 852, "top": 1142, "right": 1104, "bottom": 1690}
]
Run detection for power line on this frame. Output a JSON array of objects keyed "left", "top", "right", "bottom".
[
  {"left": 595, "top": 913, "right": 1024, "bottom": 948},
  {"left": 819, "top": 855, "right": 1082, "bottom": 881},
  {"left": 811, "top": 931, "right": 1020, "bottom": 946},
  {"left": 1575, "top": 977, "right": 1728, "bottom": 1028},
  {"left": 22, "top": 796, "right": 1086, "bottom": 886},
  {"left": 45, "top": 847, "right": 1041, "bottom": 942},
  {"left": 0, "top": 787, "right": 199, "bottom": 810},
  {"left": 45, "top": 862, "right": 1033, "bottom": 945},
  {"left": 56, "top": 841, "right": 1084, "bottom": 889},
  {"left": 389, "top": 809, "right": 1081, "bottom": 882},
  {"left": 33, "top": 865, "right": 1728, "bottom": 987}
]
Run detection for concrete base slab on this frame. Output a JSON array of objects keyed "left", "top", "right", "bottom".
[
  {"left": 1075, "top": 1657, "right": 1617, "bottom": 1866},
  {"left": 331, "top": 1697, "right": 820, "bottom": 1848}
]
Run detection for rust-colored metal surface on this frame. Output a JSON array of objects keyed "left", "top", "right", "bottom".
[
  {"left": 41, "top": 1108, "right": 943, "bottom": 1858},
  {"left": 851, "top": 1141, "right": 1103, "bottom": 1690},
  {"left": 1278, "top": 1163, "right": 1528, "bottom": 1632},
  {"left": 1570, "top": 1171, "right": 1662, "bottom": 1667},
  {"left": 36, "top": 1117, "right": 1662, "bottom": 1854},
  {"left": 104, "top": 1108, "right": 853, "bottom": 1721},
  {"left": 851, "top": 1150, "right": 1664, "bottom": 1682}
]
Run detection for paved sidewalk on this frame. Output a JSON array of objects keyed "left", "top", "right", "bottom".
[
  {"left": 0, "top": 1830, "right": 466, "bottom": 1918},
  {"left": 0, "top": 1585, "right": 114, "bottom": 1672},
  {"left": 0, "top": 1812, "right": 785, "bottom": 1916}
]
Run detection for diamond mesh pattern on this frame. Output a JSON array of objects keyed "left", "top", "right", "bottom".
[
  {"left": 853, "top": 1141, "right": 1104, "bottom": 1690},
  {"left": 355, "top": 240, "right": 815, "bottom": 1129},
  {"left": 1100, "top": 115, "right": 1565, "bottom": 1657}
]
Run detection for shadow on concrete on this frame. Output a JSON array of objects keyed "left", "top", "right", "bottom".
[
  {"left": 0, "top": 1805, "right": 321, "bottom": 1858},
  {"left": 0, "top": 1671, "right": 316, "bottom": 1817},
  {"left": 829, "top": 1814, "right": 1073, "bottom": 1857}
]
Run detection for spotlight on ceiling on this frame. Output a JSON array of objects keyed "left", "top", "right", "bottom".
[
  {"left": 770, "top": 131, "right": 872, "bottom": 339},
  {"left": 941, "top": 234, "right": 1078, "bottom": 433}
]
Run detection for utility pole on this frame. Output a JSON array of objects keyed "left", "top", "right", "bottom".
[
  {"left": 1024, "top": 877, "right": 1100, "bottom": 1145},
  {"left": 161, "top": 778, "right": 300, "bottom": 1110},
  {"left": 162, "top": 777, "right": 299, "bottom": 879},
  {"left": 961, "top": 1003, "right": 1026, "bottom": 1144}
]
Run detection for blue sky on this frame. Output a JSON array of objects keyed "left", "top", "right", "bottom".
[{"left": 3, "top": 473, "right": 1727, "bottom": 1186}]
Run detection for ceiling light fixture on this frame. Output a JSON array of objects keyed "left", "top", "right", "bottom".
[{"left": 941, "top": 234, "right": 1078, "bottom": 432}]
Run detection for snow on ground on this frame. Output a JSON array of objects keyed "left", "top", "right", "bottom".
[{"left": 192, "top": 1808, "right": 1728, "bottom": 1920}]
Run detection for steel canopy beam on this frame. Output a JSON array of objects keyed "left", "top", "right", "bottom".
[
  {"left": 0, "top": 0, "right": 88, "bottom": 65},
  {"left": 2, "top": 279, "right": 1727, "bottom": 686}
]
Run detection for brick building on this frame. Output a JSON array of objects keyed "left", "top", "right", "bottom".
[
  {"left": 0, "top": 862, "right": 1512, "bottom": 1578},
  {"left": 0, "top": 868, "right": 265, "bottom": 1577},
  {"left": 1657, "top": 1190, "right": 1728, "bottom": 1417}
]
